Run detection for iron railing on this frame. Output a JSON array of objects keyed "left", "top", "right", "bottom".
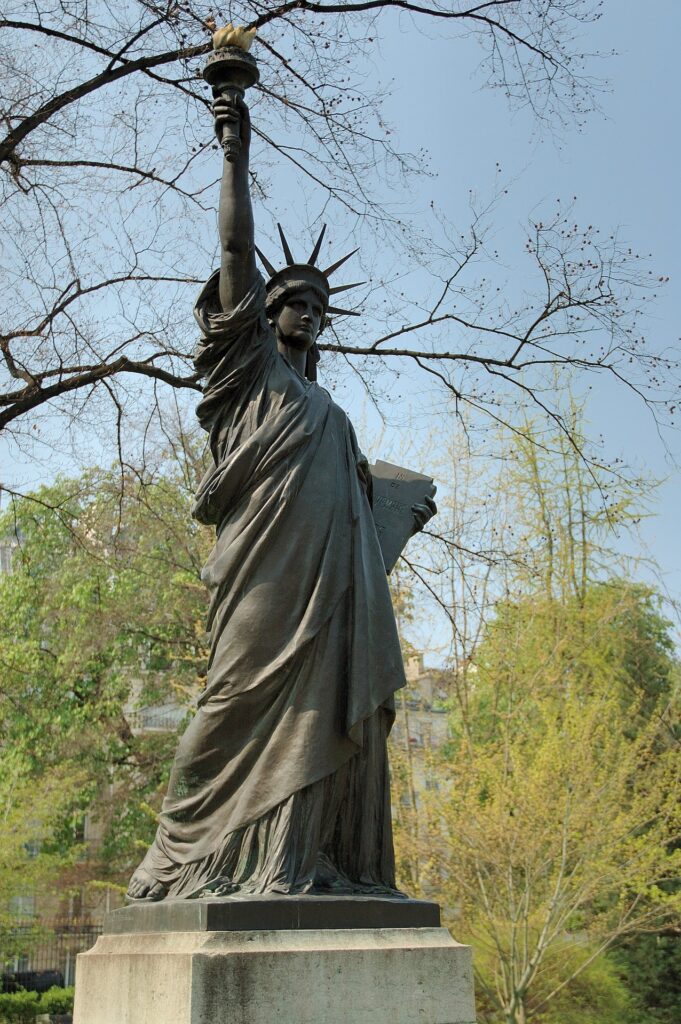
[{"left": 2, "top": 921, "right": 102, "bottom": 989}]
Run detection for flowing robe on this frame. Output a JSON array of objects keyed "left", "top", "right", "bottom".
[{"left": 141, "top": 273, "right": 407, "bottom": 896}]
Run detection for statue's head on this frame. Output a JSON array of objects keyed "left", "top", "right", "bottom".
[
  {"left": 268, "top": 285, "right": 326, "bottom": 350},
  {"left": 258, "top": 224, "right": 362, "bottom": 380}
]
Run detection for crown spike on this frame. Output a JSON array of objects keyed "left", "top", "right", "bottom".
[
  {"left": 277, "top": 223, "right": 295, "bottom": 266},
  {"left": 327, "top": 305, "right": 361, "bottom": 317},
  {"left": 255, "top": 245, "right": 277, "bottom": 277},
  {"left": 329, "top": 281, "right": 365, "bottom": 296},
  {"left": 323, "top": 247, "right": 359, "bottom": 277},
  {"left": 308, "top": 224, "right": 327, "bottom": 266}
]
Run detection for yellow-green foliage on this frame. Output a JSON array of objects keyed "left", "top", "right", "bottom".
[
  {"left": 537, "top": 951, "right": 648, "bottom": 1024},
  {"left": 432, "top": 584, "right": 680, "bottom": 1024},
  {"left": 472, "top": 943, "right": 647, "bottom": 1024},
  {"left": 388, "top": 411, "right": 680, "bottom": 1024}
]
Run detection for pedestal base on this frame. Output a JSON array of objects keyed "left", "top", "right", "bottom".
[{"left": 73, "top": 899, "right": 476, "bottom": 1024}]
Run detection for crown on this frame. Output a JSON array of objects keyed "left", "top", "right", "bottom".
[{"left": 256, "top": 224, "right": 363, "bottom": 318}]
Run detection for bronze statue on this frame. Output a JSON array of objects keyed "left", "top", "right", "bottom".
[{"left": 127, "top": 38, "right": 436, "bottom": 902}]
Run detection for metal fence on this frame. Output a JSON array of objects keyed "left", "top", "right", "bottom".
[
  {"left": 2, "top": 921, "right": 102, "bottom": 989},
  {"left": 126, "top": 704, "right": 187, "bottom": 732}
]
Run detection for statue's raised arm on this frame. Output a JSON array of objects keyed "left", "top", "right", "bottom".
[
  {"left": 214, "top": 93, "right": 257, "bottom": 311},
  {"left": 201, "top": 36, "right": 260, "bottom": 312}
]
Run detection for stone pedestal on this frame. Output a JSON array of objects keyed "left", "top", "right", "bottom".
[{"left": 73, "top": 897, "right": 476, "bottom": 1024}]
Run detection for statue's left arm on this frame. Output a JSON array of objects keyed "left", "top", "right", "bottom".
[{"left": 411, "top": 494, "right": 437, "bottom": 535}]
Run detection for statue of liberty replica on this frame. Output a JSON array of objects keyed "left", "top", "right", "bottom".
[
  {"left": 74, "top": 30, "right": 475, "bottom": 1024},
  {"left": 127, "top": 28, "right": 436, "bottom": 904}
]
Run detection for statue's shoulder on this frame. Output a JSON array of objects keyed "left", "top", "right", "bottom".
[{"left": 194, "top": 271, "right": 268, "bottom": 341}]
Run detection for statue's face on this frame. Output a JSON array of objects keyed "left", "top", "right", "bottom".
[{"left": 275, "top": 288, "right": 324, "bottom": 350}]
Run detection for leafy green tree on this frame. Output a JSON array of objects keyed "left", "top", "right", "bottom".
[
  {"left": 0, "top": 757, "right": 85, "bottom": 960},
  {"left": 386, "top": 407, "right": 680, "bottom": 1023},
  {"left": 418, "top": 411, "right": 681, "bottom": 1024},
  {"left": 0, "top": 437, "right": 212, "bottom": 912}
]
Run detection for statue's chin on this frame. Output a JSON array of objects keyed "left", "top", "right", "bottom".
[{"left": 280, "top": 333, "right": 316, "bottom": 352}]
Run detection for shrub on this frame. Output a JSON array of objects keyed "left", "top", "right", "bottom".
[
  {"left": 0, "top": 986, "right": 74, "bottom": 1023},
  {"left": 38, "top": 987, "right": 74, "bottom": 1016},
  {"left": 0, "top": 989, "right": 40, "bottom": 1023}
]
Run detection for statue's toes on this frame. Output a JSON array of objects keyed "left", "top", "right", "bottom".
[
  {"left": 126, "top": 876, "right": 143, "bottom": 898},
  {"left": 126, "top": 869, "right": 167, "bottom": 902}
]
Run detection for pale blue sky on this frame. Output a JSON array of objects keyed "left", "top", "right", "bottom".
[
  {"left": 371, "top": 0, "right": 681, "bottom": 610},
  {"left": 2, "top": 2, "right": 679, "bottom": 618}
]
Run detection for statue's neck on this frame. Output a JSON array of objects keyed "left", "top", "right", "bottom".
[{"left": 277, "top": 341, "right": 307, "bottom": 378}]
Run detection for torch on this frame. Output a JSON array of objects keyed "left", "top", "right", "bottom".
[{"left": 203, "top": 25, "right": 259, "bottom": 163}]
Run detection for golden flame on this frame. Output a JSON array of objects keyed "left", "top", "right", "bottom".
[{"left": 212, "top": 24, "right": 256, "bottom": 52}]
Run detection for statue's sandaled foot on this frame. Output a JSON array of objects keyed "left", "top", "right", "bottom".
[{"left": 126, "top": 866, "right": 168, "bottom": 903}]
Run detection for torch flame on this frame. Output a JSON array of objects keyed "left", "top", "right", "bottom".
[{"left": 212, "top": 24, "right": 257, "bottom": 52}]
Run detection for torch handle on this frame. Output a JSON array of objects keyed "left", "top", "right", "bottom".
[{"left": 215, "top": 85, "right": 244, "bottom": 164}]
